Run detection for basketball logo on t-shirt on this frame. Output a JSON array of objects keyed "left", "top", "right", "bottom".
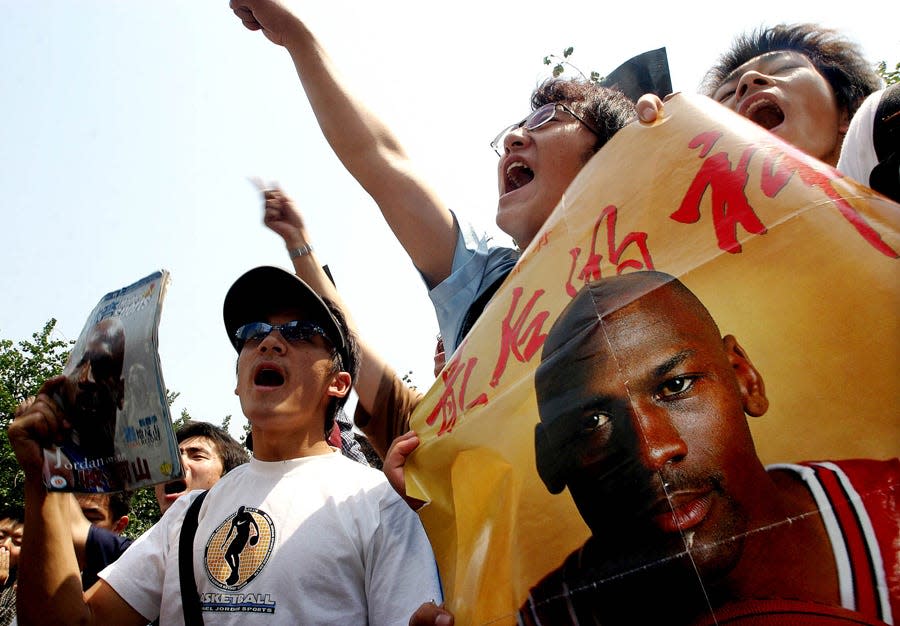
[{"left": 204, "top": 505, "right": 275, "bottom": 590}]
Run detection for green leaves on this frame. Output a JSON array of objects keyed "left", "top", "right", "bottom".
[
  {"left": 541, "top": 46, "right": 601, "bottom": 83},
  {"left": 876, "top": 60, "right": 899, "bottom": 86},
  {"left": 0, "top": 319, "right": 72, "bottom": 512}
]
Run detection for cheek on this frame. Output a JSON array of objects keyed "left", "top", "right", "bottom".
[
  {"left": 546, "top": 141, "right": 593, "bottom": 194},
  {"left": 235, "top": 356, "right": 252, "bottom": 394},
  {"left": 196, "top": 460, "right": 224, "bottom": 484},
  {"left": 790, "top": 75, "right": 840, "bottom": 128}
]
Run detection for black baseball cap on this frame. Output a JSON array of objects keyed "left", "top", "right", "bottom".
[{"left": 223, "top": 266, "right": 348, "bottom": 367}]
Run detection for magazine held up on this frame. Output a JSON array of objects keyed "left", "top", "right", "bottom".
[{"left": 43, "top": 270, "right": 183, "bottom": 492}]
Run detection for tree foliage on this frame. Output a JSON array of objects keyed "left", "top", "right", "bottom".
[
  {"left": 0, "top": 320, "right": 236, "bottom": 539},
  {"left": 543, "top": 47, "right": 602, "bottom": 83},
  {"left": 876, "top": 61, "right": 899, "bottom": 86},
  {"left": 0, "top": 319, "right": 72, "bottom": 510}
]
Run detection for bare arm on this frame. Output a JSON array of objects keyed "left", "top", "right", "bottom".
[
  {"left": 232, "top": 0, "right": 457, "bottom": 287},
  {"left": 67, "top": 494, "right": 90, "bottom": 569},
  {"left": 9, "top": 383, "right": 146, "bottom": 625},
  {"left": 259, "top": 185, "right": 418, "bottom": 453}
]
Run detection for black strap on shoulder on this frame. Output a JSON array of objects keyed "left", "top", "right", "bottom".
[
  {"left": 869, "top": 84, "right": 900, "bottom": 202},
  {"left": 179, "top": 490, "right": 208, "bottom": 625},
  {"left": 872, "top": 83, "right": 900, "bottom": 164}
]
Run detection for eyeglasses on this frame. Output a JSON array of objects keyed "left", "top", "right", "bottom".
[
  {"left": 232, "top": 320, "right": 331, "bottom": 352},
  {"left": 490, "top": 102, "right": 599, "bottom": 156}
]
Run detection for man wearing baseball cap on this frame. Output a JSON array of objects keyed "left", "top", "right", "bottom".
[{"left": 11, "top": 266, "right": 442, "bottom": 625}]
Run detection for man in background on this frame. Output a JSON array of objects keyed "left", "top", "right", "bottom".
[{"left": 154, "top": 421, "right": 248, "bottom": 513}]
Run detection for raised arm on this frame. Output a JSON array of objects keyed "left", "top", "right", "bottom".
[
  {"left": 259, "top": 184, "right": 420, "bottom": 456},
  {"left": 9, "top": 383, "right": 146, "bottom": 626},
  {"left": 66, "top": 494, "right": 91, "bottom": 569},
  {"left": 232, "top": 0, "right": 457, "bottom": 287}
]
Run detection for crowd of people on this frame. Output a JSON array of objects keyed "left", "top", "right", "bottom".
[{"left": 4, "top": 0, "right": 897, "bottom": 624}]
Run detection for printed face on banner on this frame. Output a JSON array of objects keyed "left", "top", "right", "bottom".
[{"left": 534, "top": 274, "right": 768, "bottom": 582}]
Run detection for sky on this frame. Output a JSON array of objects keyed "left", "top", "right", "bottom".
[{"left": 1, "top": 1, "right": 896, "bottom": 438}]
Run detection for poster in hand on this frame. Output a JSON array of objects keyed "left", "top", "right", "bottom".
[
  {"left": 42, "top": 270, "right": 182, "bottom": 493},
  {"left": 406, "top": 94, "right": 900, "bottom": 625}
]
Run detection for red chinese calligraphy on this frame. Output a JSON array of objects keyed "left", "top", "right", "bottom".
[
  {"left": 489, "top": 287, "right": 550, "bottom": 387},
  {"left": 565, "top": 204, "right": 655, "bottom": 297},
  {"left": 759, "top": 151, "right": 899, "bottom": 258},
  {"left": 425, "top": 351, "right": 488, "bottom": 436},
  {"left": 671, "top": 131, "right": 768, "bottom": 253}
]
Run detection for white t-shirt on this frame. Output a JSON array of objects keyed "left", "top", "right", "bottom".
[
  {"left": 838, "top": 88, "right": 881, "bottom": 186},
  {"left": 101, "top": 451, "right": 442, "bottom": 625}
]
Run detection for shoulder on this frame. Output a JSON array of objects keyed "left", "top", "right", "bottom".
[
  {"left": 87, "top": 525, "right": 134, "bottom": 553},
  {"left": 519, "top": 545, "right": 586, "bottom": 622},
  {"left": 775, "top": 458, "right": 900, "bottom": 484}
]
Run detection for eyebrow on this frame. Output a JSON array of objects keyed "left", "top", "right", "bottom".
[
  {"left": 652, "top": 349, "right": 694, "bottom": 379},
  {"left": 180, "top": 445, "right": 212, "bottom": 455},
  {"left": 720, "top": 51, "right": 793, "bottom": 87}
]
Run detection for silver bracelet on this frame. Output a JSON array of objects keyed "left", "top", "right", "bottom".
[{"left": 288, "top": 244, "right": 314, "bottom": 260}]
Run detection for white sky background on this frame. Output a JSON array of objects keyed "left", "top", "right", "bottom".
[{"left": 1, "top": 1, "right": 896, "bottom": 437}]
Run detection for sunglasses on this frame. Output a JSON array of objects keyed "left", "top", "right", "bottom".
[
  {"left": 232, "top": 320, "right": 330, "bottom": 352},
  {"left": 490, "top": 102, "right": 599, "bottom": 156}
]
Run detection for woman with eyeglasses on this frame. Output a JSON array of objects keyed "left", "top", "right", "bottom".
[{"left": 230, "top": 0, "right": 635, "bottom": 359}]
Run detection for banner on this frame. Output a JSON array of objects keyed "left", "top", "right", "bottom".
[{"left": 406, "top": 94, "right": 900, "bottom": 625}]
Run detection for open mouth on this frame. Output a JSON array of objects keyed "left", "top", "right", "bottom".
[
  {"left": 254, "top": 366, "right": 285, "bottom": 387},
  {"left": 164, "top": 479, "right": 187, "bottom": 495},
  {"left": 504, "top": 161, "right": 534, "bottom": 193},
  {"left": 744, "top": 99, "right": 785, "bottom": 130}
]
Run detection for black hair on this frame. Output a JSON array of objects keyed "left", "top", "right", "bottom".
[
  {"left": 700, "top": 23, "right": 881, "bottom": 119},
  {"left": 0, "top": 506, "right": 24, "bottom": 526},
  {"left": 531, "top": 78, "right": 637, "bottom": 154},
  {"left": 176, "top": 421, "right": 250, "bottom": 473},
  {"left": 107, "top": 490, "right": 133, "bottom": 520},
  {"left": 321, "top": 297, "right": 360, "bottom": 435}
]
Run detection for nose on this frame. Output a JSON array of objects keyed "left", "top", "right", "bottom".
[
  {"left": 735, "top": 70, "right": 774, "bottom": 102},
  {"left": 503, "top": 125, "right": 532, "bottom": 153},
  {"left": 256, "top": 330, "right": 287, "bottom": 354},
  {"left": 632, "top": 404, "right": 688, "bottom": 471}
]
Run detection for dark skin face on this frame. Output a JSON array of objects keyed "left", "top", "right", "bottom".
[
  {"left": 63, "top": 318, "right": 126, "bottom": 427},
  {"left": 536, "top": 283, "right": 769, "bottom": 582}
]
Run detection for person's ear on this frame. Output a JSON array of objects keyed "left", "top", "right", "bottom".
[
  {"left": 112, "top": 515, "right": 129, "bottom": 534},
  {"left": 723, "top": 335, "right": 768, "bottom": 417},
  {"left": 838, "top": 106, "right": 851, "bottom": 134},
  {"left": 534, "top": 423, "right": 568, "bottom": 494},
  {"left": 327, "top": 371, "right": 351, "bottom": 399}
]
